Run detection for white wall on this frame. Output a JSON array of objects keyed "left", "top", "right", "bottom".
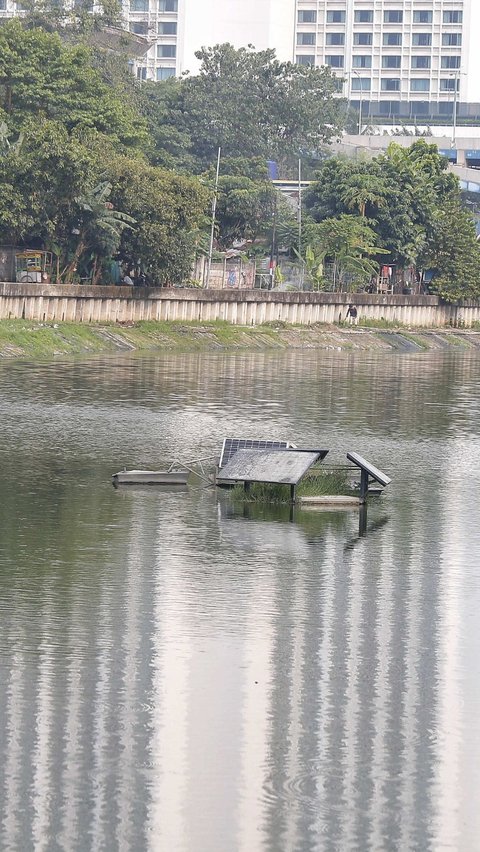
[
  {"left": 464, "top": 0, "right": 480, "bottom": 103},
  {"left": 178, "top": 0, "right": 295, "bottom": 74}
]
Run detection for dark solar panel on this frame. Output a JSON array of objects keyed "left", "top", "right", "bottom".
[
  {"left": 219, "top": 449, "right": 321, "bottom": 485},
  {"left": 219, "top": 438, "right": 292, "bottom": 469}
]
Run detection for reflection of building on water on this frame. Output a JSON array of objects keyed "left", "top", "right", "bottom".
[{"left": 0, "top": 467, "right": 479, "bottom": 850}]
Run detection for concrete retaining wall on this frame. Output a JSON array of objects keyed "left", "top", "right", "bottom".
[{"left": 0, "top": 283, "right": 479, "bottom": 328}]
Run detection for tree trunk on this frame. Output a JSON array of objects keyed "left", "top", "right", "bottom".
[
  {"left": 63, "top": 239, "right": 86, "bottom": 285},
  {"left": 91, "top": 255, "right": 101, "bottom": 287}
]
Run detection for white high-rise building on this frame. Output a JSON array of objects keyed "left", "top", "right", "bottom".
[
  {"left": 0, "top": 1, "right": 478, "bottom": 121},
  {"left": 128, "top": 0, "right": 480, "bottom": 124}
]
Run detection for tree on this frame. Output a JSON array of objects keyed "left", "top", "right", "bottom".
[
  {"left": 172, "top": 44, "right": 345, "bottom": 170},
  {"left": 0, "top": 20, "right": 147, "bottom": 149},
  {"left": 0, "top": 120, "right": 101, "bottom": 249},
  {"left": 213, "top": 174, "right": 276, "bottom": 248},
  {"left": 426, "top": 199, "right": 480, "bottom": 301},
  {"left": 304, "top": 141, "right": 471, "bottom": 276},
  {"left": 340, "top": 173, "right": 387, "bottom": 218},
  {"left": 107, "top": 157, "right": 208, "bottom": 285},
  {"left": 63, "top": 182, "right": 135, "bottom": 285},
  {"left": 303, "top": 215, "right": 385, "bottom": 290}
]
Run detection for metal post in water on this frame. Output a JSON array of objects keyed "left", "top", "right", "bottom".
[{"left": 207, "top": 146, "right": 221, "bottom": 288}]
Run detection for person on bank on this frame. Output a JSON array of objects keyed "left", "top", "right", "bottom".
[
  {"left": 122, "top": 272, "right": 134, "bottom": 286},
  {"left": 346, "top": 303, "right": 358, "bottom": 325}
]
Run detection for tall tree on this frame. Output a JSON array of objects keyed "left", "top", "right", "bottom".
[
  {"left": 174, "top": 44, "right": 345, "bottom": 170},
  {"left": 426, "top": 198, "right": 480, "bottom": 301},
  {"left": 0, "top": 20, "right": 147, "bottom": 149},
  {"left": 107, "top": 156, "right": 208, "bottom": 285}
]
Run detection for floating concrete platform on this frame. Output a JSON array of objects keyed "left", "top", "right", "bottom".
[{"left": 298, "top": 496, "right": 361, "bottom": 506}]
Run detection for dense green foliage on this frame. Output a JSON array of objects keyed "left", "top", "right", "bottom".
[
  {"left": 0, "top": 15, "right": 475, "bottom": 300},
  {"left": 175, "top": 44, "right": 344, "bottom": 169},
  {"left": 0, "top": 21, "right": 345, "bottom": 284},
  {"left": 304, "top": 142, "right": 480, "bottom": 300}
]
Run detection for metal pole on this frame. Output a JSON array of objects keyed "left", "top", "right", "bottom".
[
  {"left": 298, "top": 158, "right": 302, "bottom": 256},
  {"left": 298, "top": 158, "right": 304, "bottom": 290},
  {"left": 207, "top": 146, "right": 221, "bottom": 288},
  {"left": 451, "top": 71, "right": 458, "bottom": 148},
  {"left": 353, "top": 70, "right": 363, "bottom": 135},
  {"left": 270, "top": 190, "right": 277, "bottom": 285}
]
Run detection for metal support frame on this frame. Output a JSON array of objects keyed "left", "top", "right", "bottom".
[{"left": 359, "top": 469, "right": 370, "bottom": 503}]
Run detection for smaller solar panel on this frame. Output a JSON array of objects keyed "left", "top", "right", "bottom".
[
  {"left": 219, "top": 438, "right": 293, "bottom": 469},
  {"left": 347, "top": 452, "right": 391, "bottom": 487}
]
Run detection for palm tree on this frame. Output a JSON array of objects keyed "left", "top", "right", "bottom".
[
  {"left": 63, "top": 181, "right": 135, "bottom": 284},
  {"left": 340, "top": 173, "right": 387, "bottom": 218}
]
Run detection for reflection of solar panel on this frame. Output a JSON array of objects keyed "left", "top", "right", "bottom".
[{"left": 219, "top": 438, "right": 293, "bottom": 469}]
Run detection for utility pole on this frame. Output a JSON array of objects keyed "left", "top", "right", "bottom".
[
  {"left": 298, "top": 158, "right": 304, "bottom": 290},
  {"left": 270, "top": 190, "right": 278, "bottom": 287},
  {"left": 298, "top": 158, "right": 302, "bottom": 258},
  {"left": 451, "top": 70, "right": 459, "bottom": 149},
  {"left": 206, "top": 146, "right": 221, "bottom": 288},
  {"left": 353, "top": 70, "right": 363, "bottom": 135}
]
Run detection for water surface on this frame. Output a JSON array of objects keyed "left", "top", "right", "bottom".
[{"left": 1, "top": 350, "right": 480, "bottom": 851}]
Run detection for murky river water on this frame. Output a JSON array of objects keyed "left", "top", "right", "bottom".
[{"left": 1, "top": 350, "right": 480, "bottom": 852}]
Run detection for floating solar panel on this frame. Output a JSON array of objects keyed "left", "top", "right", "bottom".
[
  {"left": 218, "top": 449, "right": 321, "bottom": 486},
  {"left": 219, "top": 438, "right": 294, "bottom": 469},
  {"left": 346, "top": 452, "right": 391, "bottom": 487}
]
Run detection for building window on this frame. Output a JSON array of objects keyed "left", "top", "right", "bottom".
[
  {"left": 440, "top": 79, "right": 459, "bottom": 91},
  {"left": 157, "top": 44, "right": 176, "bottom": 58},
  {"left": 381, "top": 78, "right": 400, "bottom": 92},
  {"left": 130, "top": 22, "right": 148, "bottom": 34},
  {"left": 0, "top": 0, "right": 6, "bottom": 8},
  {"left": 443, "top": 11, "right": 463, "bottom": 24},
  {"left": 412, "top": 33, "right": 432, "bottom": 46},
  {"left": 412, "top": 56, "right": 431, "bottom": 70},
  {"left": 411, "top": 101, "right": 429, "bottom": 115},
  {"left": 439, "top": 102, "right": 454, "bottom": 115},
  {"left": 442, "top": 33, "right": 462, "bottom": 46},
  {"left": 158, "top": 21, "right": 177, "bottom": 34},
  {"left": 410, "top": 79, "right": 430, "bottom": 92},
  {"left": 378, "top": 100, "right": 401, "bottom": 115},
  {"left": 157, "top": 67, "right": 175, "bottom": 81},
  {"left": 130, "top": 0, "right": 148, "bottom": 11},
  {"left": 296, "top": 55, "right": 315, "bottom": 66},
  {"left": 158, "top": 0, "right": 177, "bottom": 10},
  {"left": 384, "top": 10, "right": 403, "bottom": 24},
  {"left": 297, "top": 32, "right": 316, "bottom": 46},
  {"left": 413, "top": 11, "right": 432, "bottom": 24},
  {"left": 327, "top": 10, "right": 345, "bottom": 23},
  {"left": 298, "top": 10, "right": 316, "bottom": 23},
  {"left": 354, "top": 33, "right": 373, "bottom": 46},
  {"left": 382, "top": 56, "right": 401, "bottom": 69},
  {"left": 351, "top": 77, "right": 371, "bottom": 92},
  {"left": 353, "top": 55, "right": 372, "bottom": 69},
  {"left": 354, "top": 10, "right": 373, "bottom": 23},
  {"left": 325, "top": 55, "right": 344, "bottom": 68},
  {"left": 441, "top": 56, "right": 461, "bottom": 69},
  {"left": 136, "top": 66, "right": 147, "bottom": 80},
  {"left": 326, "top": 33, "right": 345, "bottom": 46},
  {"left": 383, "top": 33, "right": 402, "bottom": 46}
]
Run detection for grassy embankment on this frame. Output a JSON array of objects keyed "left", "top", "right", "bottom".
[{"left": 0, "top": 318, "right": 479, "bottom": 359}]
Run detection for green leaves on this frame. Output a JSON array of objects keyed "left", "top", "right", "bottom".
[
  {"left": 147, "top": 43, "right": 345, "bottom": 171},
  {"left": 0, "top": 20, "right": 147, "bottom": 149},
  {"left": 305, "top": 140, "right": 480, "bottom": 299}
]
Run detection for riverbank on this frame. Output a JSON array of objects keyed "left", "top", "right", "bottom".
[{"left": 1, "top": 319, "right": 480, "bottom": 359}]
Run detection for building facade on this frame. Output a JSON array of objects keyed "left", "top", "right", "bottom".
[
  {"left": 293, "top": 1, "right": 480, "bottom": 123},
  {"left": 0, "top": 0, "right": 478, "bottom": 121}
]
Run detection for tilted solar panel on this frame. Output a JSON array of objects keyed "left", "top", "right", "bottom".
[{"left": 219, "top": 438, "right": 293, "bottom": 469}]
